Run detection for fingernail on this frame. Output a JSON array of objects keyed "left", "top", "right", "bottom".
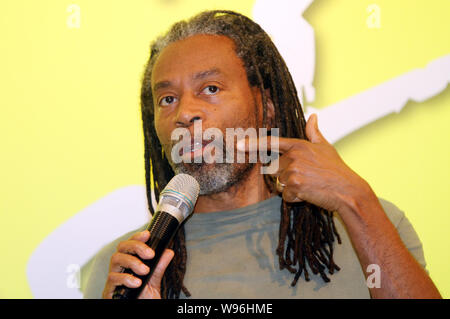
[
  {"left": 141, "top": 264, "right": 149, "bottom": 273},
  {"left": 142, "top": 247, "right": 153, "bottom": 259},
  {"left": 133, "top": 277, "right": 142, "bottom": 286}
]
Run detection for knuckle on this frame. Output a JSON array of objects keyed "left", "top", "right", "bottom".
[
  {"left": 116, "top": 241, "right": 128, "bottom": 251},
  {"left": 287, "top": 175, "right": 302, "bottom": 188},
  {"left": 111, "top": 252, "right": 125, "bottom": 265},
  {"left": 107, "top": 272, "right": 117, "bottom": 283},
  {"left": 286, "top": 174, "right": 303, "bottom": 189},
  {"left": 110, "top": 253, "right": 119, "bottom": 265},
  {"left": 285, "top": 150, "right": 299, "bottom": 160},
  {"left": 285, "top": 164, "right": 301, "bottom": 175}
]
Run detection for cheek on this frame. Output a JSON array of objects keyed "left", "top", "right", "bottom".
[{"left": 225, "top": 94, "right": 258, "bottom": 126}]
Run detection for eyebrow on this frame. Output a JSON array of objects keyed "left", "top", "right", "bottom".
[
  {"left": 192, "top": 68, "right": 222, "bottom": 80},
  {"left": 152, "top": 68, "right": 223, "bottom": 92},
  {"left": 153, "top": 80, "right": 171, "bottom": 92}
]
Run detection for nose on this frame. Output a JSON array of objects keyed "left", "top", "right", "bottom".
[{"left": 174, "top": 93, "right": 204, "bottom": 128}]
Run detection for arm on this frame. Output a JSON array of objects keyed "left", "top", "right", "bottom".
[
  {"left": 337, "top": 181, "right": 441, "bottom": 298},
  {"left": 239, "top": 113, "right": 441, "bottom": 298},
  {"left": 291, "top": 114, "right": 441, "bottom": 298}
]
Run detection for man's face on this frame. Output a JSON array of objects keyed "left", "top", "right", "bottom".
[{"left": 151, "top": 34, "right": 263, "bottom": 195}]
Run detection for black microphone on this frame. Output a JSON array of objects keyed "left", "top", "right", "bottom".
[{"left": 112, "top": 174, "right": 200, "bottom": 299}]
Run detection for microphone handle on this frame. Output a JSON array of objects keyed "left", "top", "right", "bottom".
[{"left": 112, "top": 211, "right": 180, "bottom": 299}]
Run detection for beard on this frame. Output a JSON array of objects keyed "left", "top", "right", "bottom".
[
  {"left": 162, "top": 99, "right": 261, "bottom": 196},
  {"left": 165, "top": 137, "right": 255, "bottom": 195},
  {"left": 170, "top": 161, "right": 255, "bottom": 196}
]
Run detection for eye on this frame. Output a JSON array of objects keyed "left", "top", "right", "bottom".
[
  {"left": 159, "top": 95, "right": 177, "bottom": 106},
  {"left": 202, "top": 85, "right": 220, "bottom": 95}
]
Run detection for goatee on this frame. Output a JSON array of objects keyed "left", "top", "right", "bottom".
[{"left": 170, "top": 161, "right": 254, "bottom": 196}]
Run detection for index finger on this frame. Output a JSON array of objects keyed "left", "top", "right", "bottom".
[
  {"left": 236, "top": 136, "right": 306, "bottom": 154},
  {"left": 129, "top": 230, "right": 150, "bottom": 242}
]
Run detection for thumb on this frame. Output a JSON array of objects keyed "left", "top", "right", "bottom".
[{"left": 305, "top": 113, "right": 326, "bottom": 144}]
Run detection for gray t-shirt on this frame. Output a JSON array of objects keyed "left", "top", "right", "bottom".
[{"left": 81, "top": 196, "right": 427, "bottom": 298}]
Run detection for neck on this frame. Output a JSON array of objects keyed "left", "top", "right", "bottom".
[{"left": 193, "top": 163, "right": 275, "bottom": 213}]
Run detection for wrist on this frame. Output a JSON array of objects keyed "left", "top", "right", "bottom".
[{"left": 336, "top": 178, "right": 380, "bottom": 222}]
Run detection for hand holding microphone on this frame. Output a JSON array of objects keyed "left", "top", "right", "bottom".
[
  {"left": 102, "top": 230, "right": 174, "bottom": 299},
  {"left": 102, "top": 174, "right": 200, "bottom": 299}
]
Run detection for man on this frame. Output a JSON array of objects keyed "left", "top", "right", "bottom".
[{"left": 82, "top": 10, "right": 441, "bottom": 299}]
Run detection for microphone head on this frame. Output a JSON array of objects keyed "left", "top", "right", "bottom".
[{"left": 158, "top": 174, "right": 200, "bottom": 222}]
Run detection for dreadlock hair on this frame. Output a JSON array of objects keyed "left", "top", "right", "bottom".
[{"left": 140, "top": 10, "right": 342, "bottom": 299}]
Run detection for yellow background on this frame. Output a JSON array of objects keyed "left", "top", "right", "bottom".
[{"left": 0, "top": 0, "right": 449, "bottom": 298}]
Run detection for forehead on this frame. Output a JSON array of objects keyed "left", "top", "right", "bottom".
[{"left": 151, "top": 34, "right": 247, "bottom": 85}]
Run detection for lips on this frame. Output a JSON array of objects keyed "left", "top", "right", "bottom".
[{"left": 179, "top": 138, "right": 212, "bottom": 157}]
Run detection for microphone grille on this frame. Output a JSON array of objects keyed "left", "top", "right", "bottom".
[{"left": 161, "top": 174, "right": 200, "bottom": 212}]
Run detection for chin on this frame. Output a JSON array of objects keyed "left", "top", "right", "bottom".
[{"left": 171, "top": 162, "right": 254, "bottom": 196}]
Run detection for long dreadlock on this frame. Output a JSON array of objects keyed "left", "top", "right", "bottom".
[{"left": 140, "top": 10, "right": 341, "bottom": 298}]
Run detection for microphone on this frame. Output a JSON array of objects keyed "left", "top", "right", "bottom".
[{"left": 112, "top": 174, "right": 200, "bottom": 299}]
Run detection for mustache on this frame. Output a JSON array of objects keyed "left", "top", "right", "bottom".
[
  {"left": 168, "top": 136, "right": 232, "bottom": 162},
  {"left": 171, "top": 137, "right": 215, "bottom": 156}
]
